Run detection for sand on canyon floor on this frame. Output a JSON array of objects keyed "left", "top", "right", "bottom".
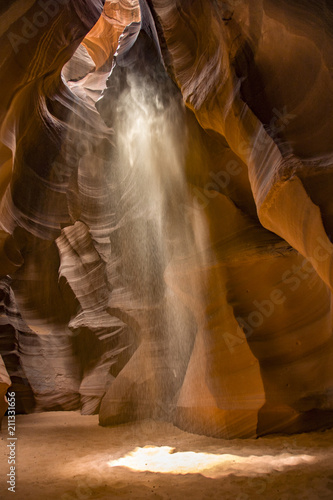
[{"left": 0, "top": 411, "right": 333, "bottom": 500}]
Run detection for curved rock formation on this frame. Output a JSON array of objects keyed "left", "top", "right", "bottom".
[
  {"left": 0, "top": 0, "right": 333, "bottom": 439},
  {"left": 82, "top": 0, "right": 140, "bottom": 70},
  {"left": 0, "top": 356, "right": 10, "bottom": 430},
  {"left": 141, "top": 0, "right": 333, "bottom": 435},
  {"left": 0, "top": 0, "right": 108, "bottom": 415}
]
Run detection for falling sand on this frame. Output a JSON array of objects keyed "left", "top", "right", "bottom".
[{"left": 1, "top": 412, "right": 333, "bottom": 499}]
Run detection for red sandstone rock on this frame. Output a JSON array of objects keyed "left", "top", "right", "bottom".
[{"left": 1, "top": 0, "right": 333, "bottom": 438}]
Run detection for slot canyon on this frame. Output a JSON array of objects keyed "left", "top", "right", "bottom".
[{"left": 1, "top": 0, "right": 333, "bottom": 498}]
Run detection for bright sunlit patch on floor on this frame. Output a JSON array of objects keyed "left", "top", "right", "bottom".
[{"left": 107, "top": 446, "right": 316, "bottom": 478}]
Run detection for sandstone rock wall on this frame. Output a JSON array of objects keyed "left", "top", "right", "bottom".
[{"left": 0, "top": 0, "right": 333, "bottom": 438}]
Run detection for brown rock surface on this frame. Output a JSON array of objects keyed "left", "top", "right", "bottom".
[
  {"left": 0, "top": 356, "right": 10, "bottom": 430},
  {"left": 0, "top": 0, "right": 333, "bottom": 439}
]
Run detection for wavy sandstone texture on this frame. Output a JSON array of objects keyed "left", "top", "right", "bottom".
[{"left": 0, "top": 0, "right": 333, "bottom": 438}]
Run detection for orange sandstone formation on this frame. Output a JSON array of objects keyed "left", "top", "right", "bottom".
[{"left": 0, "top": 0, "right": 333, "bottom": 438}]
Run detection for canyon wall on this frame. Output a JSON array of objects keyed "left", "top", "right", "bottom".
[{"left": 0, "top": 0, "right": 333, "bottom": 438}]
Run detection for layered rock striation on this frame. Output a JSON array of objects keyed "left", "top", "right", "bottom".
[{"left": 0, "top": 0, "right": 333, "bottom": 438}]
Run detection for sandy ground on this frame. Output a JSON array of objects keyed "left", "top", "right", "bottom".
[{"left": 1, "top": 412, "right": 333, "bottom": 500}]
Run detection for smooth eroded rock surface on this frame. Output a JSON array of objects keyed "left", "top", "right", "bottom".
[{"left": 0, "top": 0, "right": 333, "bottom": 438}]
